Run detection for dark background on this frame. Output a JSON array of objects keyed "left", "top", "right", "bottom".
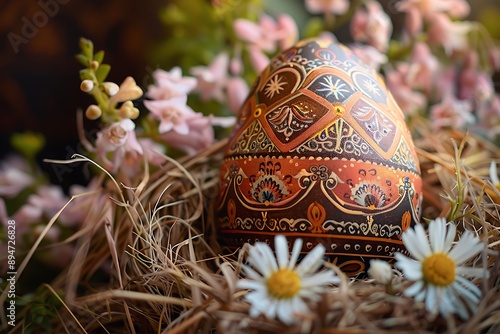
[
  {"left": 0, "top": 0, "right": 169, "bottom": 188},
  {"left": 1, "top": 0, "right": 499, "bottom": 190}
]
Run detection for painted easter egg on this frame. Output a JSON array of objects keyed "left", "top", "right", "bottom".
[{"left": 216, "top": 38, "right": 422, "bottom": 276}]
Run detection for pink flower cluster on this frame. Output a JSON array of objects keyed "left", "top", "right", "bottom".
[
  {"left": 0, "top": 161, "right": 103, "bottom": 271},
  {"left": 144, "top": 66, "right": 235, "bottom": 155},
  {"left": 234, "top": 14, "right": 298, "bottom": 72},
  {"left": 231, "top": 1, "right": 500, "bottom": 136},
  {"left": 346, "top": 0, "right": 500, "bottom": 135}
]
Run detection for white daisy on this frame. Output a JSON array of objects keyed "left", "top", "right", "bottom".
[
  {"left": 368, "top": 259, "right": 393, "bottom": 285},
  {"left": 237, "top": 235, "right": 339, "bottom": 325},
  {"left": 395, "top": 218, "right": 488, "bottom": 319}
]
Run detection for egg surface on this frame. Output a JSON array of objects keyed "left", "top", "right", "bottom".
[{"left": 216, "top": 38, "right": 422, "bottom": 276}]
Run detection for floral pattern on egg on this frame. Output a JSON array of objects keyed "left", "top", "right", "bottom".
[{"left": 216, "top": 38, "right": 422, "bottom": 276}]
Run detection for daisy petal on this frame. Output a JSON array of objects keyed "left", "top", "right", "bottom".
[
  {"left": 414, "top": 223, "right": 432, "bottom": 257},
  {"left": 414, "top": 287, "right": 426, "bottom": 302},
  {"left": 454, "top": 276, "right": 482, "bottom": 299},
  {"left": 291, "top": 296, "right": 309, "bottom": 315},
  {"left": 439, "top": 288, "right": 454, "bottom": 317},
  {"left": 429, "top": 218, "right": 446, "bottom": 252},
  {"left": 277, "top": 299, "right": 295, "bottom": 325},
  {"left": 254, "top": 242, "right": 278, "bottom": 274},
  {"left": 404, "top": 280, "right": 424, "bottom": 297},
  {"left": 456, "top": 266, "right": 489, "bottom": 279},
  {"left": 443, "top": 222, "right": 456, "bottom": 253},
  {"left": 395, "top": 254, "right": 423, "bottom": 280},
  {"left": 403, "top": 224, "right": 430, "bottom": 260},
  {"left": 301, "top": 270, "right": 339, "bottom": 287},
  {"left": 296, "top": 243, "right": 325, "bottom": 275},
  {"left": 452, "top": 281, "right": 480, "bottom": 306},
  {"left": 447, "top": 289, "right": 469, "bottom": 320},
  {"left": 241, "top": 264, "right": 264, "bottom": 281},
  {"left": 449, "top": 232, "right": 483, "bottom": 264},
  {"left": 237, "top": 279, "right": 266, "bottom": 291},
  {"left": 275, "top": 235, "right": 289, "bottom": 269},
  {"left": 425, "top": 285, "right": 438, "bottom": 314},
  {"left": 288, "top": 238, "right": 303, "bottom": 269}
]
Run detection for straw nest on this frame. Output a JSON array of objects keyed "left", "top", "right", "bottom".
[{"left": 9, "top": 117, "right": 500, "bottom": 333}]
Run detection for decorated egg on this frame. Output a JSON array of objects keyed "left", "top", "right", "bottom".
[{"left": 216, "top": 38, "right": 422, "bottom": 276}]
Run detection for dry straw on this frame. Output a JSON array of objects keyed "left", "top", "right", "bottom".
[{"left": 6, "top": 117, "right": 500, "bottom": 333}]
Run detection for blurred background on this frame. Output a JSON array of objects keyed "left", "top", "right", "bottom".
[
  {"left": 1, "top": 0, "right": 499, "bottom": 190},
  {"left": 0, "top": 0, "right": 170, "bottom": 189}
]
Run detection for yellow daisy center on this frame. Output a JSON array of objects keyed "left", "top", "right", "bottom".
[
  {"left": 422, "top": 253, "right": 456, "bottom": 286},
  {"left": 266, "top": 268, "right": 301, "bottom": 299}
]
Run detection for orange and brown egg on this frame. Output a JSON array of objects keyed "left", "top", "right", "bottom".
[{"left": 216, "top": 38, "right": 422, "bottom": 276}]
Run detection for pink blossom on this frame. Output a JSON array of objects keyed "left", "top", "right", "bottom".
[
  {"left": 430, "top": 94, "right": 474, "bottom": 130},
  {"left": 55, "top": 179, "right": 105, "bottom": 228},
  {"left": 350, "top": 44, "right": 387, "bottom": 71},
  {"left": 386, "top": 64, "right": 427, "bottom": 116},
  {"left": 0, "top": 155, "right": 34, "bottom": 197},
  {"left": 146, "top": 67, "right": 197, "bottom": 100},
  {"left": 397, "top": 0, "right": 470, "bottom": 36},
  {"left": 351, "top": 1, "right": 392, "bottom": 52},
  {"left": 427, "top": 13, "right": 472, "bottom": 54},
  {"left": 459, "top": 52, "right": 494, "bottom": 102},
  {"left": 230, "top": 55, "right": 243, "bottom": 76},
  {"left": 159, "top": 115, "right": 215, "bottom": 155},
  {"left": 249, "top": 46, "right": 270, "bottom": 73},
  {"left": 116, "top": 138, "right": 167, "bottom": 177},
  {"left": 276, "top": 14, "right": 299, "bottom": 50},
  {"left": 159, "top": 114, "right": 235, "bottom": 155},
  {"left": 12, "top": 185, "right": 72, "bottom": 237},
  {"left": 460, "top": 70, "right": 494, "bottom": 102},
  {"left": 190, "top": 52, "right": 229, "bottom": 102},
  {"left": 305, "top": 0, "right": 349, "bottom": 15},
  {"left": 233, "top": 14, "right": 298, "bottom": 53},
  {"left": 13, "top": 204, "right": 42, "bottom": 230},
  {"left": 144, "top": 95, "right": 197, "bottom": 134},
  {"left": 28, "top": 185, "right": 65, "bottom": 213},
  {"left": 401, "top": 5, "right": 423, "bottom": 37},
  {"left": 234, "top": 16, "right": 277, "bottom": 52},
  {"left": 473, "top": 74, "right": 494, "bottom": 102},
  {"left": 489, "top": 47, "right": 500, "bottom": 70},
  {"left": 95, "top": 119, "right": 143, "bottom": 172},
  {"left": 408, "top": 42, "right": 439, "bottom": 94},
  {"left": 433, "top": 67, "right": 457, "bottom": 100},
  {"left": 138, "top": 138, "right": 166, "bottom": 167},
  {"left": 33, "top": 224, "right": 60, "bottom": 242},
  {"left": 397, "top": 0, "right": 470, "bottom": 19},
  {"left": 0, "top": 198, "right": 8, "bottom": 223},
  {"left": 27, "top": 186, "right": 74, "bottom": 224},
  {"left": 226, "top": 76, "right": 250, "bottom": 114},
  {"left": 476, "top": 95, "right": 500, "bottom": 138}
]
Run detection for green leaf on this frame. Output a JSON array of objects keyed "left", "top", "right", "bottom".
[
  {"left": 10, "top": 132, "right": 45, "bottom": 160},
  {"left": 79, "top": 37, "right": 94, "bottom": 58},
  {"left": 79, "top": 68, "right": 93, "bottom": 81},
  {"left": 75, "top": 54, "right": 89, "bottom": 67},
  {"left": 95, "top": 64, "right": 111, "bottom": 83},
  {"left": 93, "top": 50, "right": 105, "bottom": 64}
]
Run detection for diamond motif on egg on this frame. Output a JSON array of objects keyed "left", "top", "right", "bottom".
[{"left": 216, "top": 38, "right": 423, "bottom": 276}]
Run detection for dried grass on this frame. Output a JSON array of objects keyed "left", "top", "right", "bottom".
[{"left": 6, "top": 118, "right": 500, "bottom": 333}]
